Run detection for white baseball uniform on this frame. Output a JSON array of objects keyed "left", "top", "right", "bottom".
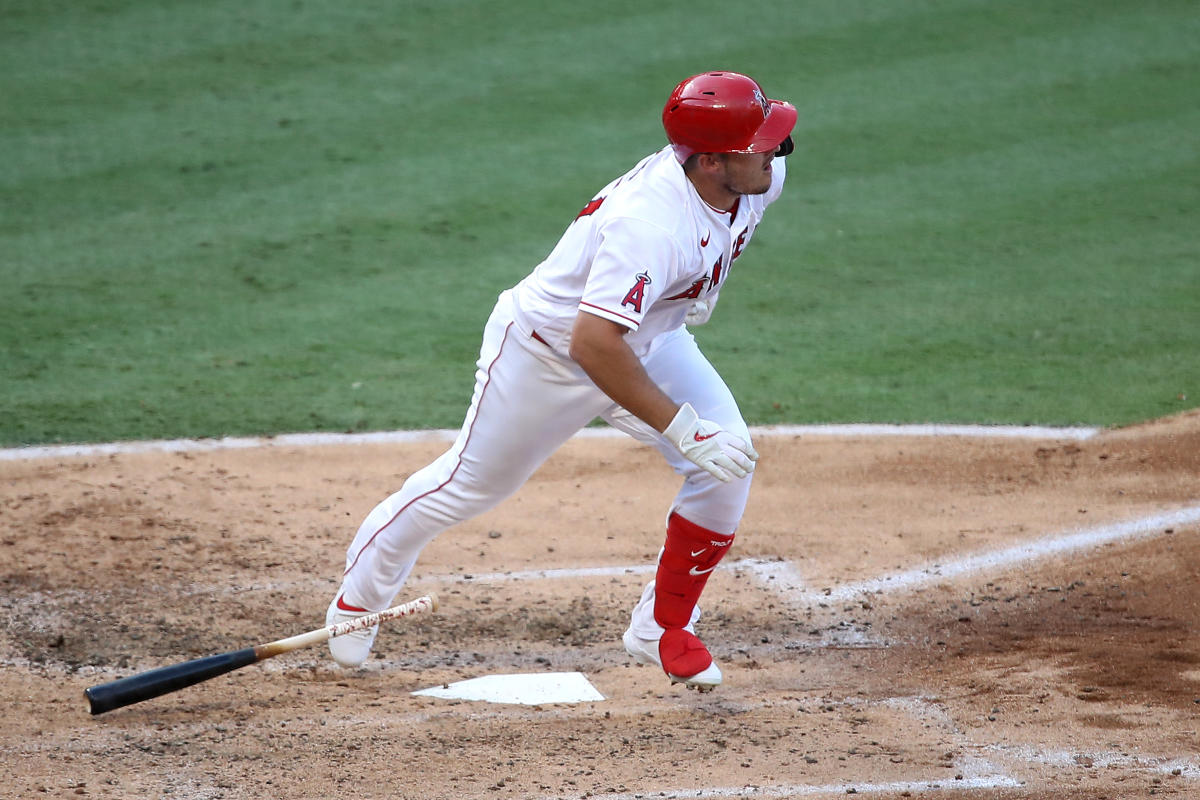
[{"left": 337, "top": 145, "right": 787, "bottom": 636}]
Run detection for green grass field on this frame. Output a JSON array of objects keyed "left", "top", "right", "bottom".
[{"left": 2, "top": 0, "right": 1197, "bottom": 446}]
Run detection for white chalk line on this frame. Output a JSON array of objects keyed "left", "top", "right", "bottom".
[
  {"left": 984, "top": 745, "right": 1200, "bottom": 779},
  {"left": 449, "top": 562, "right": 656, "bottom": 583},
  {"left": 549, "top": 775, "right": 1022, "bottom": 800},
  {"left": 14, "top": 496, "right": 1198, "bottom": 609},
  {"left": 0, "top": 422, "right": 1100, "bottom": 461},
  {"left": 11, "top": 506, "right": 1195, "bottom": 628},
  {"left": 751, "top": 505, "right": 1200, "bottom": 607},
  {"left": 17, "top": 506, "right": 1196, "bottom": 639},
  {"left": 316, "top": 504, "right": 1200, "bottom": 589}
]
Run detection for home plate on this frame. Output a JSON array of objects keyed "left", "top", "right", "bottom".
[{"left": 412, "top": 672, "right": 605, "bottom": 705}]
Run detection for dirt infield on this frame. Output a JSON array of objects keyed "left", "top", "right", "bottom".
[{"left": 2, "top": 410, "right": 1198, "bottom": 799}]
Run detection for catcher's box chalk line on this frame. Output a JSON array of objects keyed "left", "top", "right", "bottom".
[
  {"left": 541, "top": 775, "right": 1021, "bottom": 800},
  {"left": 758, "top": 505, "right": 1200, "bottom": 607}
]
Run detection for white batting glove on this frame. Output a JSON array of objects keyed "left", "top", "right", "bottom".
[
  {"left": 684, "top": 300, "right": 712, "bottom": 326},
  {"left": 663, "top": 402, "right": 759, "bottom": 482}
]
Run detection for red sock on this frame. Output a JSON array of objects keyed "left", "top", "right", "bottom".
[{"left": 653, "top": 513, "right": 734, "bottom": 630}]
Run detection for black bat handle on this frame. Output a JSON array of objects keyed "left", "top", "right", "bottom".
[{"left": 85, "top": 647, "right": 258, "bottom": 715}]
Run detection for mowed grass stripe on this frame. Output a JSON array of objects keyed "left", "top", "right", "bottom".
[
  {"left": 2, "top": 0, "right": 1020, "bottom": 193},
  {"left": 10, "top": 0, "right": 1193, "bottom": 247}
]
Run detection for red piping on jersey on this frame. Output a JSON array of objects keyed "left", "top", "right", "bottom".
[
  {"left": 579, "top": 301, "right": 639, "bottom": 329},
  {"left": 342, "top": 323, "right": 516, "bottom": 577},
  {"left": 703, "top": 196, "right": 740, "bottom": 220}
]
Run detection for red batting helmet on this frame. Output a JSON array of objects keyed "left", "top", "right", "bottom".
[{"left": 662, "top": 71, "right": 797, "bottom": 163}]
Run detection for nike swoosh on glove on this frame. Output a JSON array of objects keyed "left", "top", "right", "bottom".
[{"left": 663, "top": 402, "right": 759, "bottom": 482}]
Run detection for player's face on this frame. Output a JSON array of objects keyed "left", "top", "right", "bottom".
[{"left": 717, "top": 151, "right": 775, "bottom": 196}]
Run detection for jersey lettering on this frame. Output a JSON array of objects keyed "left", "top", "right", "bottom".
[
  {"left": 664, "top": 279, "right": 707, "bottom": 301},
  {"left": 621, "top": 272, "right": 652, "bottom": 313},
  {"left": 731, "top": 228, "right": 749, "bottom": 261},
  {"left": 708, "top": 256, "right": 723, "bottom": 292}
]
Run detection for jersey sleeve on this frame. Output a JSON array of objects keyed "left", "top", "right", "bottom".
[{"left": 578, "top": 216, "right": 681, "bottom": 331}]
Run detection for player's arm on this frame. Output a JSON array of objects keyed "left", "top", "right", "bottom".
[
  {"left": 568, "top": 311, "right": 679, "bottom": 433},
  {"left": 568, "top": 311, "right": 757, "bottom": 482}
]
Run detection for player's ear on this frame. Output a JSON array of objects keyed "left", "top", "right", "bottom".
[{"left": 694, "top": 152, "right": 726, "bottom": 173}]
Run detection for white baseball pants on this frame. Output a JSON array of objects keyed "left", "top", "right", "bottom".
[{"left": 338, "top": 289, "right": 754, "bottom": 614}]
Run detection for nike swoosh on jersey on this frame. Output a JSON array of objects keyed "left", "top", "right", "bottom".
[
  {"left": 700, "top": 232, "right": 711, "bottom": 247},
  {"left": 689, "top": 565, "right": 716, "bottom": 576}
]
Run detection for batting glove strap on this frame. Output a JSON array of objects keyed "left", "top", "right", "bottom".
[{"left": 663, "top": 402, "right": 759, "bottom": 482}]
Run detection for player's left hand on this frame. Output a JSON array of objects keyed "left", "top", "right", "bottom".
[{"left": 684, "top": 300, "right": 712, "bottom": 326}]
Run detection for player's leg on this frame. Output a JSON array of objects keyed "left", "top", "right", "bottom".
[
  {"left": 328, "top": 294, "right": 611, "bottom": 666},
  {"left": 603, "top": 327, "right": 752, "bottom": 689}
]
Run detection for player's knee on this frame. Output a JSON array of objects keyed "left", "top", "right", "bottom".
[{"left": 452, "top": 458, "right": 532, "bottom": 506}]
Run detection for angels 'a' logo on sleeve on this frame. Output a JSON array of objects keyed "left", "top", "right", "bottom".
[{"left": 621, "top": 271, "right": 652, "bottom": 313}]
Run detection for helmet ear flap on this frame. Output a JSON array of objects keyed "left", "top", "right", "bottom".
[{"left": 775, "top": 135, "right": 794, "bottom": 157}]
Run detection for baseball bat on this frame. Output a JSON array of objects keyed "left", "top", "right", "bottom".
[{"left": 84, "top": 593, "right": 438, "bottom": 715}]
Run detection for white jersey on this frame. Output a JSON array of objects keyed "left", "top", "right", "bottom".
[{"left": 510, "top": 146, "right": 787, "bottom": 357}]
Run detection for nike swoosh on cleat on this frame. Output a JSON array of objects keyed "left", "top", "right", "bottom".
[
  {"left": 337, "top": 595, "right": 369, "bottom": 613},
  {"left": 689, "top": 565, "right": 716, "bottom": 575},
  {"left": 690, "top": 548, "right": 707, "bottom": 557}
]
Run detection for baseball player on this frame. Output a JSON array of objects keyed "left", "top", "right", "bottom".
[{"left": 327, "top": 71, "right": 796, "bottom": 692}]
